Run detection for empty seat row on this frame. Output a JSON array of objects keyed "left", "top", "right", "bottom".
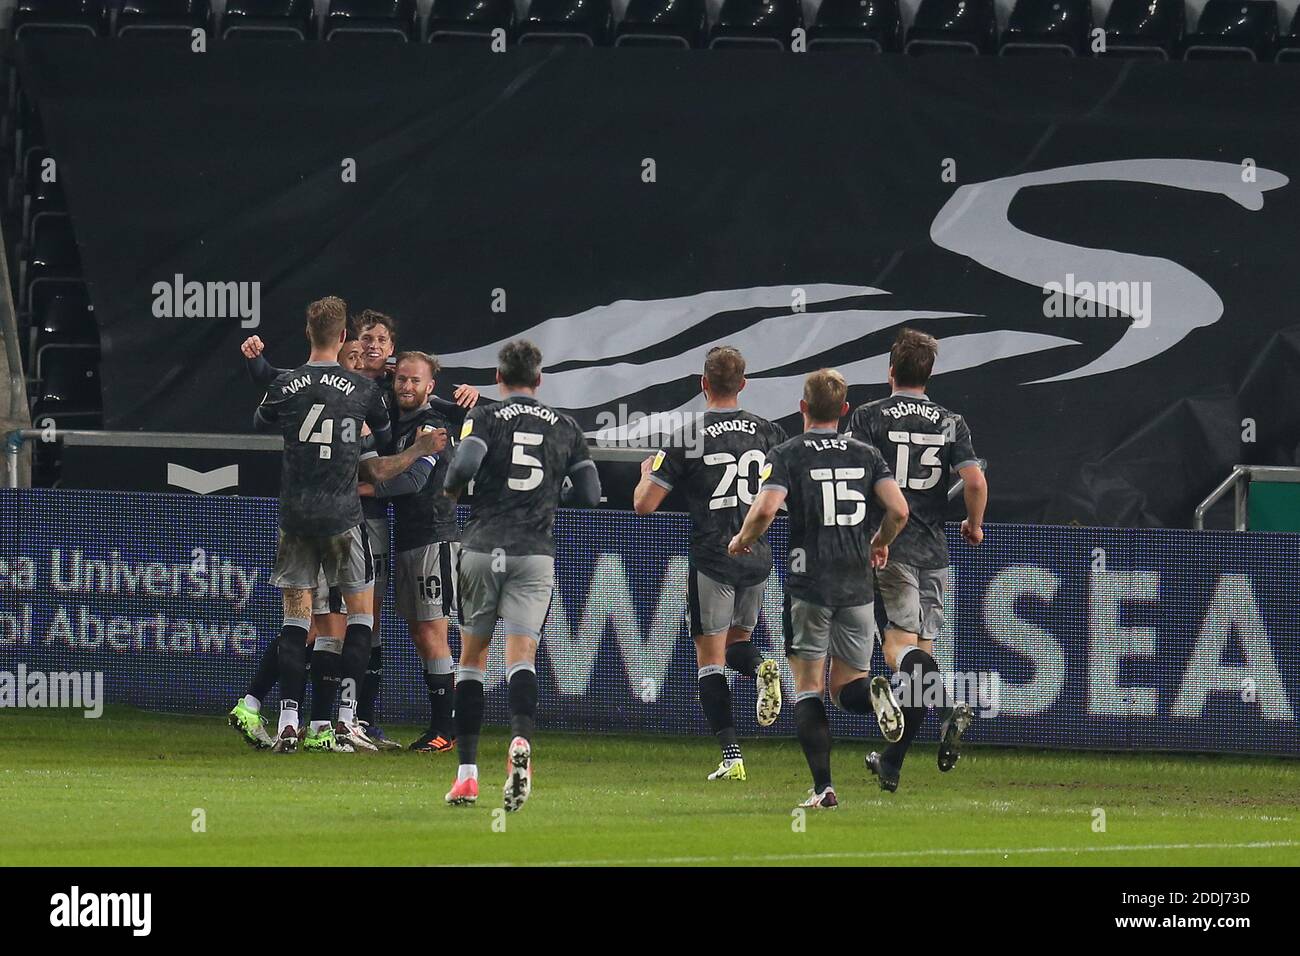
[{"left": 9, "top": 0, "right": 1300, "bottom": 59}]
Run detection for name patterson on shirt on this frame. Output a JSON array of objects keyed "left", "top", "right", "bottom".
[{"left": 497, "top": 403, "right": 559, "bottom": 425}]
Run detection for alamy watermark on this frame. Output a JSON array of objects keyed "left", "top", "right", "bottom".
[
  {"left": 892, "top": 668, "right": 1001, "bottom": 718},
  {"left": 593, "top": 404, "right": 707, "bottom": 457},
  {"left": 1042, "top": 273, "right": 1151, "bottom": 328},
  {"left": 1, "top": 665, "right": 103, "bottom": 718},
  {"left": 152, "top": 273, "right": 260, "bottom": 328},
  {"left": 50, "top": 886, "right": 151, "bottom": 936}
]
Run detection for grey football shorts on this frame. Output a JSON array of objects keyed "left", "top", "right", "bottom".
[
  {"left": 783, "top": 596, "right": 877, "bottom": 673},
  {"left": 365, "top": 516, "right": 390, "bottom": 590},
  {"left": 688, "top": 568, "right": 764, "bottom": 637},
  {"left": 270, "top": 524, "right": 374, "bottom": 594},
  {"left": 311, "top": 570, "right": 344, "bottom": 617},
  {"left": 875, "top": 562, "right": 947, "bottom": 641},
  {"left": 394, "top": 541, "right": 460, "bottom": 623},
  {"left": 458, "top": 550, "right": 555, "bottom": 640}
]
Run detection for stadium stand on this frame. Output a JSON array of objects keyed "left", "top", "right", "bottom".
[
  {"left": 1101, "top": 0, "right": 1185, "bottom": 58},
  {"left": 1183, "top": 0, "right": 1280, "bottom": 59},
  {"left": 808, "top": 0, "right": 903, "bottom": 52},
  {"left": 999, "top": 0, "right": 1094, "bottom": 55},
  {"left": 1, "top": 0, "right": 1298, "bottom": 490}
]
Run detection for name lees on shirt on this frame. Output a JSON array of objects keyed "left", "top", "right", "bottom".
[
  {"left": 281, "top": 372, "right": 357, "bottom": 397},
  {"left": 802, "top": 437, "right": 849, "bottom": 452}
]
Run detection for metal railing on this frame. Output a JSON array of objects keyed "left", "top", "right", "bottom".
[
  {"left": 2, "top": 428, "right": 660, "bottom": 488},
  {"left": 0, "top": 208, "right": 32, "bottom": 487},
  {"left": 6, "top": 429, "right": 984, "bottom": 496},
  {"left": 1193, "top": 465, "right": 1300, "bottom": 530}
]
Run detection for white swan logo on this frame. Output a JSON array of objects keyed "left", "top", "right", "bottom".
[{"left": 440, "top": 159, "right": 1288, "bottom": 437}]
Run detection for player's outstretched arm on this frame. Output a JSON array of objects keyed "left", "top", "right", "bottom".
[
  {"left": 360, "top": 429, "right": 445, "bottom": 483},
  {"left": 958, "top": 462, "right": 987, "bottom": 545},
  {"left": 362, "top": 456, "right": 436, "bottom": 498},
  {"left": 729, "top": 487, "right": 785, "bottom": 555},
  {"left": 240, "top": 336, "right": 287, "bottom": 386},
  {"left": 451, "top": 383, "right": 480, "bottom": 408},
  {"left": 561, "top": 459, "right": 601, "bottom": 508}
]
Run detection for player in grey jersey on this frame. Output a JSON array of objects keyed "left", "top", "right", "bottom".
[
  {"left": 240, "top": 311, "right": 478, "bottom": 749},
  {"left": 845, "top": 328, "right": 985, "bottom": 791},
  {"left": 730, "top": 369, "right": 910, "bottom": 809},
  {"left": 634, "top": 346, "right": 786, "bottom": 783},
  {"left": 242, "top": 298, "right": 442, "bottom": 754},
  {"left": 441, "top": 340, "right": 601, "bottom": 811},
  {"left": 229, "top": 331, "right": 433, "bottom": 752},
  {"left": 357, "top": 351, "right": 461, "bottom": 753}
]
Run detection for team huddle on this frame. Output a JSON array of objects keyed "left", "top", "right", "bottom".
[{"left": 227, "top": 297, "right": 988, "bottom": 812}]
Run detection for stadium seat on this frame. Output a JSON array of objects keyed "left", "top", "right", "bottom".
[
  {"left": 33, "top": 344, "right": 101, "bottom": 418},
  {"left": 809, "top": 0, "right": 902, "bottom": 52},
  {"left": 1101, "top": 0, "right": 1184, "bottom": 59},
  {"left": 999, "top": 0, "right": 1092, "bottom": 55},
  {"left": 115, "top": 0, "right": 212, "bottom": 38},
  {"left": 1183, "top": 0, "right": 1279, "bottom": 60},
  {"left": 8, "top": 94, "right": 46, "bottom": 181},
  {"left": 709, "top": 0, "right": 801, "bottom": 49},
  {"left": 20, "top": 151, "right": 67, "bottom": 247},
  {"left": 5, "top": 147, "right": 54, "bottom": 226},
  {"left": 20, "top": 215, "right": 81, "bottom": 312},
  {"left": 32, "top": 283, "right": 95, "bottom": 349},
  {"left": 425, "top": 0, "right": 515, "bottom": 43},
  {"left": 11, "top": 0, "right": 108, "bottom": 38},
  {"left": 905, "top": 0, "right": 997, "bottom": 55},
  {"left": 1273, "top": 8, "right": 1300, "bottom": 60},
  {"left": 322, "top": 0, "right": 417, "bottom": 42},
  {"left": 613, "top": 0, "right": 706, "bottom": 48},
  {"left": 221, "top": 0, "right": 315, "bottom": 41},
  {"left": 517, "top": 0, "right": 614, "bottom": 46}
]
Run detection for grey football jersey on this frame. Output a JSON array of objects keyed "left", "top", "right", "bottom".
[
  {"left": 457, "top": 395, "right": 591, "bottom": 557},
  {"left": 390, "top": 403, "right": 459, "bottom": 552},
  {"left": 647, "top": 409, "right": 787, "bottom": 588},
  {"left": 846, "top": 393, "right": 978, "bottom": 570},
  {"left": 255, "top": 360, "right": 391, "bottom": 537},
  {"left": 762, "top": 429, "right": 893, "bottom": 607}
]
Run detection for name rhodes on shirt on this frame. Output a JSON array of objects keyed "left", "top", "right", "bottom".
[
  {"left": 495, "top": 403, "right": 559, "bottom": 425},
  {"left": 701, "top": 418, "right": 757, "bottom": 439}
]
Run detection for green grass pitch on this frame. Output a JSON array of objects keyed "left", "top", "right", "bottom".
[{"left": 2, "top": 706, "right": 1297, "bottom": 867}]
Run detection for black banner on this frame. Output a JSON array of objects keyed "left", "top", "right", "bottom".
[{"left": 17, "top": 42, "right": 1300, "bottom": 525}]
